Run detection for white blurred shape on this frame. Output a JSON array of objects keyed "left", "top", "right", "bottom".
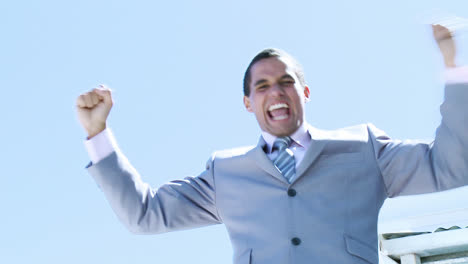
[{"left": 418, "top": 9, "right": 468, "bottom": 34}]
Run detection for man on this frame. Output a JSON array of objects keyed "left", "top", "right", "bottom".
[{"left": 77, "top": 25, "right": 468, "bottom": 264}]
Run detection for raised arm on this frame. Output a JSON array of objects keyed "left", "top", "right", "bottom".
[
  {"left": 76, "top": 86, "right": 222, "bottom": 234},
  {"left": 371, "top": 25, "right": 468, "bottom": 197}
]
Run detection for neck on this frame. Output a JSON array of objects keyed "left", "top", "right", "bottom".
[{"left": 261, "top": 122, "right": 310, "bottom": 153}]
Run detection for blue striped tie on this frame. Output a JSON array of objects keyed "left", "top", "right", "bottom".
[{"left": 273, "top": 137, "right": 295, "bottom": 183}]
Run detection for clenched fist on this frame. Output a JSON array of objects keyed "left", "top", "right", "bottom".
[
  {"left": 76, "top": 85, "right": 113, "bottom": 139},
  {"left": 432, "top": 24, "right": 457, "bottom": 68}
]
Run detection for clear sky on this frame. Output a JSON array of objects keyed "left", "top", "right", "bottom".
[{"left": 1, "top": 1, "right": 468, "bottom": 263}]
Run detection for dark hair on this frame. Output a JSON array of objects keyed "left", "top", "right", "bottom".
[{"left": 243, "top": 48, "right": 306, "bottom": 96}]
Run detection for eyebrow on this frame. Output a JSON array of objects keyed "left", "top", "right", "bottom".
[
  {"left": 279, "top": 74, "right": 295, "bottom": 81},
  {"left": 254, "top": 79, "right": 268, "bottom": 87},
  {"left": 254, "top": 74, "right": 295, "bottom": 87}
]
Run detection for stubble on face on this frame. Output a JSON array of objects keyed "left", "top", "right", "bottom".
[{"left": 244, "top": 57, "right": 309, "bottom": 137}]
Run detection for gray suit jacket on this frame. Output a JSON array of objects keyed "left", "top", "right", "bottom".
[{"left": 88, "top": 83, "right": 468, "bottom": 264}]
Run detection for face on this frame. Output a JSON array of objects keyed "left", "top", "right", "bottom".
[{"left": 243, "top": 57, "right": 310, "bottom": 137}]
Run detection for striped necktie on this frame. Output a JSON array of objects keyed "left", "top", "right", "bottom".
[{"left": 272, "top": 137, "right": 295, "bottom": 183}]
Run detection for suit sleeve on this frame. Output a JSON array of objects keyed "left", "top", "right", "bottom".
[
  {"left": 87, "top": 151, "right": 222, "bottom": 234},
  {"left": 369, "top": 83, "right": 468, "bottom": 198}
]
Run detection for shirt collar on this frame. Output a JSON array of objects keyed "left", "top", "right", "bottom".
[{"left": 261, "top": 122, "right": 311, "bottom": 154}]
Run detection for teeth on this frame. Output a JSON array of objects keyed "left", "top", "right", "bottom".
[
  {"left": 268, "top": 103, "right": 289, "bottom": 111},
  {"left": 272, "top": 115, "right": 288, "bottom": 121}
]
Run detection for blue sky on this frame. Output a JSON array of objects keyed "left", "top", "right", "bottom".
[{"left": 1, "top": 1, "right": 468, "bottom": 263}]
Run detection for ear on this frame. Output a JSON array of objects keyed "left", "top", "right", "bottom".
[
  {"left": 303, "top": 86, "right": 310, "bottom": 102},
  {"left": 243, "top": 96, "right": 253, "bottom": 112}
]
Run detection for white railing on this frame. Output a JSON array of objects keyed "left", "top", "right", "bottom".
[{"left": 379, "top": 229, "right": 468, "bottom": 264}]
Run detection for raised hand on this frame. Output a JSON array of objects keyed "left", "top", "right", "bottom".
[
  {"left": 432, "top": 24, "right": 457, "bottom": 68},
  {"left": 76, "top": 85, "right": 113, "bottom": 138}
]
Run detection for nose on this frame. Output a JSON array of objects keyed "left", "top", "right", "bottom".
[{"left": 270, "top": 83, "right": 285, "bottom": 96}]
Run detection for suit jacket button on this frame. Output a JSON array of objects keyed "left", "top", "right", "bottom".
[
  {"left": 291, "top": 237, "right": 301, "bottom": 246},
  {"left": 288, "top": 189, "right": 297, "bottom": 197}
]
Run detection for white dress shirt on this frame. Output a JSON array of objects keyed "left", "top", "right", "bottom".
[{"left": 261, "top": 122, "right": 311, "bottom": 167}]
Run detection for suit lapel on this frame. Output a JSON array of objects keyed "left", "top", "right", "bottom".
[
  {"left": 246, "top": 125, "right": 329, "bottom": 185},
  {"left": 292, "top": 125, "right": 328, "bottom": 183},
  {"left": 246, "top": 136, "right": 289, "bottom": 184}
]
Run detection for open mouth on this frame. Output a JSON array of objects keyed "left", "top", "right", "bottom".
[{"left": 267, "top": 103, "right": 290, "bottom": 121}]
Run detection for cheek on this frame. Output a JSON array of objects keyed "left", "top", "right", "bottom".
[
  {"left": 245, "top": 96, "right": 257, "bottom": 112},
  {"left": 251, "top": 96, "right": 264, "bottom": 111},
  {"left": 256, "top": 108, "right": 265, "bottom": 118}
]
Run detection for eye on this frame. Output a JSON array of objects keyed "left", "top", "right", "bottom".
[
  {"left": 281, "top": 80, "right": 295, "bottom": 86},
  {"left": 257, "top": 84, "right": 269, "bottom": 91}
]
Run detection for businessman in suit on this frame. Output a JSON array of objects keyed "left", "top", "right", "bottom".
[{"left": 77, "top": 25, "right": 468, "bottom": 264}]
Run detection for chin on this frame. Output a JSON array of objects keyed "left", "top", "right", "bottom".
[{"left": 270, "top": 128, "right": 295, "bottom": 137}]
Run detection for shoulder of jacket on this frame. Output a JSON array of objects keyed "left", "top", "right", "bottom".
[
  {"left": 310, "top": 123, "right": 371, "bottom": 141},
  {"left": 205, "top": 145, "right": 256, "bottom": 170}
]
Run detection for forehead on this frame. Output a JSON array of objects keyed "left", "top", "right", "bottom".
[{"left": 250, "top": 57, "right": 297, "bottom": 83}]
